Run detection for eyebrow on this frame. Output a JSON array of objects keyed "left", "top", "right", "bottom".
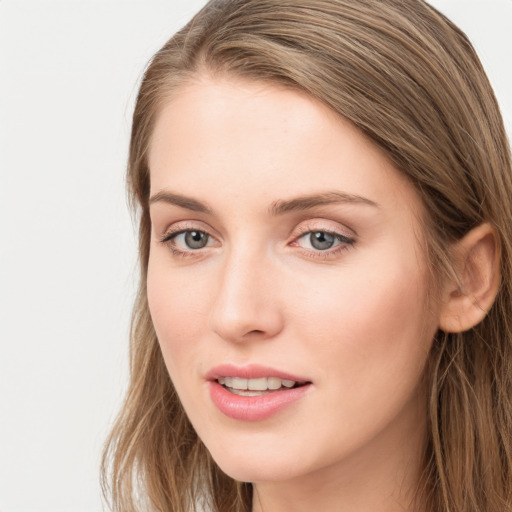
[
  {"left": 149, "top": 190, "right": 379, "bottom": 215},
  {"left": 149, "top": 190, "right": 213, "bottom": 214},
  {"left": 269, "top": 191, "right": 379, "bottom": 215}
]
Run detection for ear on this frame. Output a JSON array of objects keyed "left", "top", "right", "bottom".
[{"left": 439, "top": 223, "right": 501, "bottom": 333}]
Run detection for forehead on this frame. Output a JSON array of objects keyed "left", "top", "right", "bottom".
[{"left": 148, "top": 76, "right": 423, "bottom": 218}]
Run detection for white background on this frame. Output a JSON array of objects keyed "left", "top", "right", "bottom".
[{"left": 1, "top": 1, "right": 511, "bottom": 511}]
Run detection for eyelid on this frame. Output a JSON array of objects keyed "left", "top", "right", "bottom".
[
  {"left": 158, "top": 220, "right": 218, "bottom": 242},
  {"left": 161, "top": 229, "right": 211, "bottom": 245},
  {"left": 291, "top": 219, "right": 356, "bottom": 240},
  {"left": 288, "top": 220, "right": 357, "bottom": 259},
  {"left": 157, "top": 221, "right": 221, "bottom": 259}
]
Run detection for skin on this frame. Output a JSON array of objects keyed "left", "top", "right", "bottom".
[{"left": 147, "top": 76, "right": 445, "bottom": 512}]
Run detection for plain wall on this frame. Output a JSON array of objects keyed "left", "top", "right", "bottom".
[{"left": 1, "top": 1, "right": 511, "bottom": 511}]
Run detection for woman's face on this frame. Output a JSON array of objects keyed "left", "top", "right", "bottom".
[{"left": 147, "top": 77, "right": 442, "bottom": 485}]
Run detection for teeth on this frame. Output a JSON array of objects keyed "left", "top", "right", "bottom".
[
  {"left": 217, "top": 376, "right": 299, "bottom": 391},
  {"left": 248, "top": 377, "right": 267, "bottom": 391},
  {"left": 229, "top": 389, "right": 266, "bottom": 397},
  {"left": 267, "top": 377, "right": 282, "bottom": 390},
  {"left": 232, "top": 377, "right": 248, "bottom": 390}
]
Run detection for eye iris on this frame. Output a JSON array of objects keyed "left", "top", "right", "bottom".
[
  {"left": 184, "top": 231, "right": 208, "bottom": 249},
  {"left": 310, "top": 231, "right": 335, "bottom": 250}
]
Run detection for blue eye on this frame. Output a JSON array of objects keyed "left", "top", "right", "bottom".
[
  {"left": 182, "top": 231, "right": 209, "bottom": 249},
  {"left": 163, "top": 230, "right": 212, "bottom": 251},
  {"left": 175, "top": 230, "right": 210, "bottom": 249},
  {"left": 309, "top": 231, "right": 336, "bottom": 250},
  {"left": 297, "top": 230, "right": 354, "bottom": 251}
]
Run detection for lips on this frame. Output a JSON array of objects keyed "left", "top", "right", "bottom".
[
  {"left": 206, "top": 364, "right": 312, "bottom": 421},
  {"left": 205, "top": 363, "right": 309, "bottom": 382}
]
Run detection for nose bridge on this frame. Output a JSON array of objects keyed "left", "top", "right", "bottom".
[{"left": 209, "top": 242, "right": 283, "bottom": 342}]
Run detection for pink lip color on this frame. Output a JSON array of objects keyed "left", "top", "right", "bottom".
[
  {"left": 206, "top": 364, "right": 311, "bottom": 421},
  {"left": 205, "top": 364, "right": 308, "bottom": 382}
]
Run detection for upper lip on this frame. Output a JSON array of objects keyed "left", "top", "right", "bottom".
[{"left": 205, "top": 364, "right": 310, "bottom": 383}]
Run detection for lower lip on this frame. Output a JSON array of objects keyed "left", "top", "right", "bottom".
[{"left": 208, "top": 381, "right": 311, "bottom": 421}]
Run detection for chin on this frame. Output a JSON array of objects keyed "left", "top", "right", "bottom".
[
  {"left": 214, "top": 457, "right": 297, "bottom": 484},
  {"left": 205, "top": 438, "right": 309, "bottom": 483}
]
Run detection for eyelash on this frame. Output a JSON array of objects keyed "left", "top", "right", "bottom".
[
  {"left": 159, "top": 225, "right": 356, "bottom": 260},
  {"left": 291, "top": 226, "right": 355, "bottom": 260},
  {"left": 159, "top": 225, "right": 211, "bottom": 259}
]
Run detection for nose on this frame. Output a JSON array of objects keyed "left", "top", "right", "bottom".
[{"left": 209, "top": 249, "right": 284, "bottom": 343}]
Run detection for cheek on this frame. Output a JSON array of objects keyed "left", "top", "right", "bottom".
[
  {"left": 147, "top": 257, "right": 211, "bottom": 374},
  {"left": 289, "top": 255, "right": 434, "bottom": 386}
]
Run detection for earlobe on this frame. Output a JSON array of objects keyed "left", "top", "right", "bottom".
[{"left": 438, "top": 223, "right": 501, "bottom": 333}]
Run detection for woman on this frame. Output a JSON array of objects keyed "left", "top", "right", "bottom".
[{"left": 102, "top": 1, "right": 512, "bottom": 511}]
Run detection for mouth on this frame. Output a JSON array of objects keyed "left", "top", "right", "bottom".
[
  {"left": 207, "top": 365, "right": 312, "bottom": 421},
  {"left": 216, "top": 376, "right": 309, "bottom": 396}
]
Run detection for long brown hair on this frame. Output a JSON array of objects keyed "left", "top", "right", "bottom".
[{"left": 102, "top": 1, "right": 512, "bottom": 510}]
